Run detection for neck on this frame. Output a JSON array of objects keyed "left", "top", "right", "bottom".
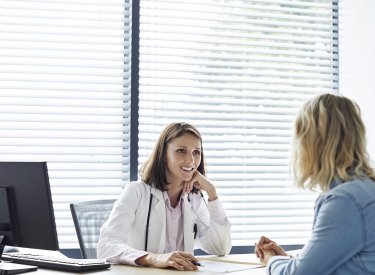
[{"left": 166, "top": 182, "right": 183, "bottom": 208}]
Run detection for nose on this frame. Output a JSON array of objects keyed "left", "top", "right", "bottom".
[{"left": 185, "top": 152, "right": 194, "bottom": 164}]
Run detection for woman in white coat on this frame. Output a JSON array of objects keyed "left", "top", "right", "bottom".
[{"left": 97, "top": 122, "right": 232, "bottom": 271}]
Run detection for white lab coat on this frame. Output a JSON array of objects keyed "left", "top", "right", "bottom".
[{"left": 97, "top": 180, "right": 231, "bottom": 260}]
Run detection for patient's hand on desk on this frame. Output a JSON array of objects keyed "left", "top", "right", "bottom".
[
  {"left": 255, "top": 236, "right": 288, "bottom": 266},
  {"left": 135, "top": 251, "right": 199, "bottom": 271}
]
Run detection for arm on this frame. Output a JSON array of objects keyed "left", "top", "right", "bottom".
[
  {"left": 185, "top": 172, "right": 232, "bottom": 255},
  {"left": 261, "top": 194, "right": 364, "bottom": 275},
  {"left": 196, "top": 198, "right": 232, "bottom": 255},
  {"left": 97, "top": 182, "right": 147, "bottom": 264},
  {"left": 97, "top": 182, "right": 200, "bottom": 270}
]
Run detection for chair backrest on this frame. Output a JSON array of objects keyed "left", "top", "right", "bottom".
[{"left": 70, "top": 199, "right": 115, "bottom": 259}]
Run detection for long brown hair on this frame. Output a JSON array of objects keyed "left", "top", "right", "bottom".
[
  {"left": 140, "top": 122, "right": 206, "bottom": 191},
  {"left": 292, "top": 93, "right": 375, "bottom": 192}
]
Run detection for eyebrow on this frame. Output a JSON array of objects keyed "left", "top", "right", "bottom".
[{"left": 175, "top": 145, "right": 201, "bottom": 150}]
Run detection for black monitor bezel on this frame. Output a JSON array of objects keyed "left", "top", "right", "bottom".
[
  {"left": 0, "top": 186, "right": 19, "bottom": 246},
  {"left": 0, "top": 162, "right": 59, "bottom": 251}
]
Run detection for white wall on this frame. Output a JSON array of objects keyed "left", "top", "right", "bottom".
[{"left": 339, "top": 0, "right": 375, "bottom": 160}]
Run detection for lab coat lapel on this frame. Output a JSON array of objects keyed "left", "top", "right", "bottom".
[
  {"left": 151, "top": 189, "right": 165, "bottom": 220},
  {"left": 148, "top": 188, "right": 166, "bottom": 253},
  {"left": 182, "top": 193, "right": 195, "bottom": 254}
]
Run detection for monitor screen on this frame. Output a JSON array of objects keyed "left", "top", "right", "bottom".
[{"left": 0, "top": 162, "right": 59, "bottom": 251}]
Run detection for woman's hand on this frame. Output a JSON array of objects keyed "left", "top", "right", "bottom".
[
  {"left": 135, "top": 251, "right": 199, "bottom": 271},
  {"left": 255, "top": 236, "right": 287, "bottom": 266},
  {"left": 183, "top": 171, "right": 218, "bottom": 201}
]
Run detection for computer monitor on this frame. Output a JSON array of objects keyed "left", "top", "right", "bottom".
[{"left": 0, "top": 162, "right": 59, "bottom": 252}]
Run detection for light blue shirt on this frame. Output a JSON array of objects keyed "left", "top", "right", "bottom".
[{"left": 267, "top": 177, "right": 375, "bottom": 275}]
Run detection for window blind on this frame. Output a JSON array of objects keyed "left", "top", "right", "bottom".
[
  {"left": 139, "top": 0, "right": 339, "bottom": 245},
  {"left": 0, "top": 0, "right": 131, "bottom": 248}
]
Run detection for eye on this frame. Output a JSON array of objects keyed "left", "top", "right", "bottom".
[
  {"left": 176, "top": 149, "right": 186, "bottom": 153},
  {"left": 193, "top": 150, "right": 201, "bottom": 156}
]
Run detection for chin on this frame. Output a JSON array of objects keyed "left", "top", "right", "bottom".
[{"left": 181, "top": 174, "right": 193, "bottom": 181}]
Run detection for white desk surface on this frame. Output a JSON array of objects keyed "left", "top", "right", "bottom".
[
  {"left": 33, "top": 265, "right": 266, "bottom": 275},
  {"left": 29, "top": 254, "right": 266, "bottom": 275}
]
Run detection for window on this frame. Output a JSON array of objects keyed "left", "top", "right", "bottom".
[
  {"left": 138, "top": 0, "right": 339, "bottom": 245},
  {"left": 0, "top": 0, "right": 131, "bottom": 248},
  {"left": 0, "top": 0, "right": 339, "bottom": 248}
]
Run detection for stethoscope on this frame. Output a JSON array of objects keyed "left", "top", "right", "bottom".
[{"left": 144, "top": 189, "right": 207, "bottom": 251}]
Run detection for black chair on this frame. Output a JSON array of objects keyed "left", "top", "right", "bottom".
[{"left": 70, "top": 199, "right": 115, "bottom": 259}]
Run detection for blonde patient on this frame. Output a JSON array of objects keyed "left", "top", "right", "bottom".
[{"left": 255, "top": 93, "right": 375, "bottom": 275}]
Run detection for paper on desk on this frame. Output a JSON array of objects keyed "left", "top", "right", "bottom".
[
  {"left": 197, "top": 254, "right": 261, "bottom": 265},
  {"left": 197, "top": 260, "right": 261, "bottom": 273}
]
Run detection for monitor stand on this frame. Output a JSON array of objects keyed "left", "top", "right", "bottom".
[{"left": 0, "top": 235, "right": 38, "bottom": 275}]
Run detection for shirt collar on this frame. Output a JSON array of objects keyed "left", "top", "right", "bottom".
[
  {"left": 162, "top": 191, "right": 184, "bottom": 208},
  {"left": 329, "top": 177, "right": 344, "bottom": 190}
]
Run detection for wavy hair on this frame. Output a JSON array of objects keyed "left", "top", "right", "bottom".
[
  {"left": 139, "top": 122, "right": 206, "bottom": 191},
  {"left": 292, "top": 93, "right": 375, "bottom": 192}
]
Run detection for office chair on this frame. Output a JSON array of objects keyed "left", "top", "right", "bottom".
[{"left": 70, "top": 199, "right": 115, "bottom": 259}]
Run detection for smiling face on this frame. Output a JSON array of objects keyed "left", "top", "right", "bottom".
[{"left": 165, "top": 133, "right": 202, "bottom": 185}]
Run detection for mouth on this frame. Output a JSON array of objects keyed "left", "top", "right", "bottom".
[{"left": 181, "top": 166, "right": 194, "bottom": 172}]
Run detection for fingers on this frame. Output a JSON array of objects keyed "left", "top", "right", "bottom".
[
  {"left": 254, "top": 242, "right": 263, "bottom": 259},
  {"left": 255, "top": 236, "right": 270, "bottom": 259},
  {"left": 183, "top": 172, "right": 201, "bottom": 194},
  {"left": 178, "top": 251, "right": 199, "bottom": 262},
  {"left": 183, "top": 181, "right": 191, "bottom": 194},
  {"left": 263, "top": 242, "right": 287, "bottom": 256},
  {"left": 168, "top": 259, "right": 195, "bottom": 271},
  {"left": 168, "top": 252, "right": 198, "bottom": 271},
  {"left": 263, "top": 242, "right": 277, "bottom": 249},
  {"left": 175, "top": 258, "right": 197, "bottom": 271},
  {"left": 258, "top": 235, "right": 273, "bottom": 246},
  {"left": 255, "top": 236, "right": 288, "bottom": 267},
  {"left": 168, "top": 260, "right": 184, "bottom": 271},
  {"left": 255, "top": 236, "right": 281, "bottom": 260},
  {"left": 184, "top": 170, "right": 202, "bottom": 192},
  {"left": 144, "top": 252, "right": 199, "bottom": 271}
]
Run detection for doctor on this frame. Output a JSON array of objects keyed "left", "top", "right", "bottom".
[{"left": 97, "top": 122, "right": 232, "bottom": 271}]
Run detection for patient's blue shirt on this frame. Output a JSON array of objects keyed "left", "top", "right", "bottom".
[{"left": 267, "top": 177, "right": 375, "bottom": 275}]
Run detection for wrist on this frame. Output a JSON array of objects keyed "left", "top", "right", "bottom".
[
  {"left": 135, "top": 253, "right": 153, "bottom": 267},
  {"left": 263, "top": 250, "right": 277, "bottom": 265},
  {"left": 207, "top": 190, "right": 218, "bottom": 201}
]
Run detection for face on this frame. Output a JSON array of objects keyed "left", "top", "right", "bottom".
[{"left": 164, "top": 133, "right": 202, "bottom": 185}]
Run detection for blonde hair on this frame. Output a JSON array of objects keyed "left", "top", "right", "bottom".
[
  {"left": 292, "top": 93, "right": 375, "bottom": 192},
  {"left": 140, "top": 122, "right": 206, "bottom": 191}
]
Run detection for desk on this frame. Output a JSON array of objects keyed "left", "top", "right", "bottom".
[
  {"left": 28, "top": 254, "right": 266, "bottom": 275},
  {"left": 32, "top": 264, "right": 266, "bottom": 275}
]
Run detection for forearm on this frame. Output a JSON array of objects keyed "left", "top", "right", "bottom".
[
  {"left": 206, "top": 186, "right": 218, "bottom": 201},
  {"left": 197, "top": 218, "right": 232, "bottom": 255}
]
